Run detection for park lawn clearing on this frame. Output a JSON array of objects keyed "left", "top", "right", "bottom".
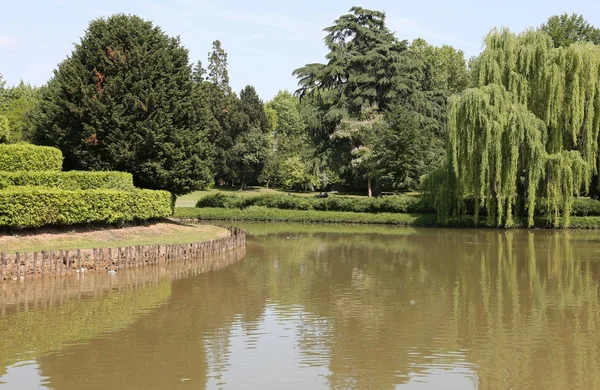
[
  {"left": 175, "top": 186, "right": 378, "bottom": 207},
  {"left": 175, "top": 206, "right": 436, "bottom": 226},
  {"left": 0, "top": 221, "right": 230, "bottom": 254}
]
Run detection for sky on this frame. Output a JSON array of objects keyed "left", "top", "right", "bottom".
[{"left": 1, "top": 0, "right": 600, "bottom": 100}]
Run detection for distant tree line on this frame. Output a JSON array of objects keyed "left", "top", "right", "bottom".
[{"left": 1, "top": 10, "right": 599, "bottom": 210}]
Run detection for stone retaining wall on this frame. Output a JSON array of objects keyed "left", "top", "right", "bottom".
[{"left": 0, "top": 226, "right": 246, "bottom": 282}]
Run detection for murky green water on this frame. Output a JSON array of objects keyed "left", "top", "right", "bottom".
[{"left": 2, "top": 223, "right": 600, "bottom": 389}]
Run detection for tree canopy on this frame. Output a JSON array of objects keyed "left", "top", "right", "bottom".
[
  {"left": 33, "top": 14, "right": 213, "bottom": 195},
  {"left": 540, "top": 13, "right": 600, "bottom": 48},
  {"left": 292, "top": 7, "right": 457, "bottom": 196},
  {"left": 426, "top": 28, "right": 600, "bottom": 227}
]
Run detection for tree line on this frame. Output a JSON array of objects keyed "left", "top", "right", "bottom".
[{"left": 2, "top": 9, "right": 600, "bottom": 220}]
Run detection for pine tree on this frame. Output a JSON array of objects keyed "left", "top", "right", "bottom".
[
  {"left": 292, "top": 7, "right": 429, "bottom": 194},
  {"left": 33, "top": 14, "right": 213, "bottom": 195},
  {"left": 203, "top": 40, "right": 236, "bottom": 185},
  {"left": 293, "top": 7, "right": 418, "bottom": 118}
]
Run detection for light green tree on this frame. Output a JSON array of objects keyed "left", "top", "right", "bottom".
[
  {"left": 426, "top": 28, "right": 600, "bottom": 227},
  {"left": 540, "top": 13, "right": 600, "bottom": 48}
]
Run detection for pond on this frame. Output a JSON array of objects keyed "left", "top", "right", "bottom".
[{"left": 2, "top": 223, "right": 600, "bottom": 389}]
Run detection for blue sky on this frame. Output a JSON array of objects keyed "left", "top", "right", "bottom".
[{"left": 1, "top": 0, "right": 599, "bottom": 100}]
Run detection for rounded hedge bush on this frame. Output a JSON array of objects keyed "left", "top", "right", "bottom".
[
  {"left": 0, "top": 187, "right": 172, "bottom": 228},
  {"left": 0, "top": 171, "right": 135, "bottom": 191},
  {"left": 0, "top": 144, "right": 63, "bottom": 171}
]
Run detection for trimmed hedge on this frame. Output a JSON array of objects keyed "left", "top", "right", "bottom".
[
  {"left": 0, "top": 144, "right": 63, "bottom": 172},
  {"left": 195, "top": 193, "right": 434, "bottom": 214},
  {"left": 0, "top": 171, "right": 135, "bottom": 191},
  {"left": 0, "top": 187, "right": 172, "bottom": 228}
]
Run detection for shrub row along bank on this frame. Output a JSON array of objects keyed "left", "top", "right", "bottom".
[
  {"left": 0, "top": 144, "right": 63, "bottom": 172},
  {"left": 176, "top": 207, "right": 600, "bottom": 228},
  {"left": 195, "top": 193, "right": 600, "bottom": 218},
  {"left": 178, "top": 207, "right": 437, "bottom": 225},
  {"left": 0, "top": 171, "right": 135, "bottom": 191},
  {"left": 0, "top": 187, "right": 172, "bottom": 228},
  {"left": 196, "top": 193, "right": 433, "bottom": 214}
]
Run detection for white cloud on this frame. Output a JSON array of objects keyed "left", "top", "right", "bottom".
[
  {"left": 0, "top": 35, "right": 16, "bottom": 50},
  {"left": 129, "top": 0, "right": 323, "bottom": 42},
  {"left": 387, "top": 16, "right": 481, "bottom": 55}
]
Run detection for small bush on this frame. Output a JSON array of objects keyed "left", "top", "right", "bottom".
[
  {"left": 0, "top": 143, "right": 63, "bottom": 171},
  {"left": 0, "top": 171, "right": 135, "bottom": 191},
  {"left": 0, "top": 187, "right": 172, "bottom": 228}
]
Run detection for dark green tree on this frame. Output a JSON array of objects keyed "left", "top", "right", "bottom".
[
  {"left": 293, "top": 7, "right": 418, "bottom": 119},
  {"left": 230, "top": 86, "right": 272, "bottom": 190},
  {"left": 373, "top": 106, "right": 432, "bottom": 192},
  {"left": 33, "top": 14, "right": 213, "bottom": 195},
  {"left": 540, "top": 13, "right": 600, "bottom": 48},
  {"left": 293, "top": 8, "right": 447, "bottom": 194},
  {"left": 203, "top": 40, "right": 236, "bottom": 185}
]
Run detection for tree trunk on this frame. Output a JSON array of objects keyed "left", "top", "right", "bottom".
[{"left": 367, "top": 175, "right": 372, "bottom": 198}]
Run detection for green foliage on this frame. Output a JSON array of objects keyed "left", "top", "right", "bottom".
[
  {"left": 292, "top": 8, "right": 451, "bottom": 195},
  {"left": 178, "top": 205, "right": 600, "bottom": 228},
  {"left": 0, "top": 115, "right": 9, "bottom": 144},
  {"left": 192, "top": 40, "right": 237, "bottom": 186},
  {"left": 409, "top": 38, "right": 470, "bottom": 94},
  {"left": 445, "top": 84, "right": 546, "bottom": 227},
  {"left": 540, "top": 13, "right": 600, "bottom": 48},
  {"left": 0, "top": 187, "right": 172, "bottom": 228},
  {"left": 33, "top": 14, "right": 213, "bottom": 195},
  {"left": 278, "top": 156, "right": 321, "bottom": 191},
  {"left": 0, "top": 143, "right": 63, "bottom": 171},
  {"left": 195, "top": 193, "right": 433, "bottom": 214},
  {"left": 374, "top": 107, "right": 433, "bottom": 191},
  {"left": 0, "top": 82, "right": 40, "bottom": 142},
  {"left": 230, "top": 86, "right": 272, "bottom": 189},
  {"left": 426, "top": 28, "right": 600, "bottom": 227},
  {"left": 263, "top": 91, "right": 320, "bottom": 190},
  {"left": 178, "top": 206, "right": 435, "bottom": 225},
  {"left": 0, "top": 171, "right": 134, "bottom": 191},
  {"left": 332, "top": 109, "right": 383, "bottom": 195},
  {"left": 293, "top": 7, "right": 417, "bottom": 116}
]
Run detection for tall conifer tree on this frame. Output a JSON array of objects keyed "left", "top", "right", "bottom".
[{"left": 34, "top": 14, "right": 213, "bottom": 195}]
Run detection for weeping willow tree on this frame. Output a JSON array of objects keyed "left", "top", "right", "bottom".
[{"left": 426, "top": 28, "right": 600, "bottom": 227}]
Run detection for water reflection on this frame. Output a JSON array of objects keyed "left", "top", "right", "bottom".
[{"left": 3, "top": 226, "right": 600, "bottom": 389}]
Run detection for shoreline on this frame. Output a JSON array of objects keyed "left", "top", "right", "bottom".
[
  {"left": 175, "top": 207, "right": 600, "bottom": 229},
  {"left": 0, "top": 224, "right": 246, "bottom": 281}
]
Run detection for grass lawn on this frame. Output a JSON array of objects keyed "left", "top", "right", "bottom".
[
  {"left": 0, "top": 221, "right": 229, "bottom": 254},
  {"left": 175, "top": 185, "right": 393, "bottom": 207},
  {"left": 175, "top": 206, "right": 436, "bottom": 226}
]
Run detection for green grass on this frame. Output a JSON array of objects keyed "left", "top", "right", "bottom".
[
  {"left": 174, "top": 207, "right": 600, "bottom": 229},
  {"left": 175, "top": 206, "right": 438, "bottom": 226},
  {"left": 0, "top": 221, "right": 229, "bottom": 253},
  {"left": 175, "top": 185, "right": 375, "bottom": 207}
]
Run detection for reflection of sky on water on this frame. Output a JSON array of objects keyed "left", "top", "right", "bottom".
[
  {"left": 0, "top": 360, "right": 49, "bottom": 389},
  {"left": 205, "top": 305, "right": 331, "bottom": 390},
  {"left": 204, "top": 305, "right": 478, "bottom": 390}
]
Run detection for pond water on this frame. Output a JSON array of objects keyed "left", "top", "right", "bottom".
[{"left": 2, "top": 223, "right": 600, "bottom": 389}]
